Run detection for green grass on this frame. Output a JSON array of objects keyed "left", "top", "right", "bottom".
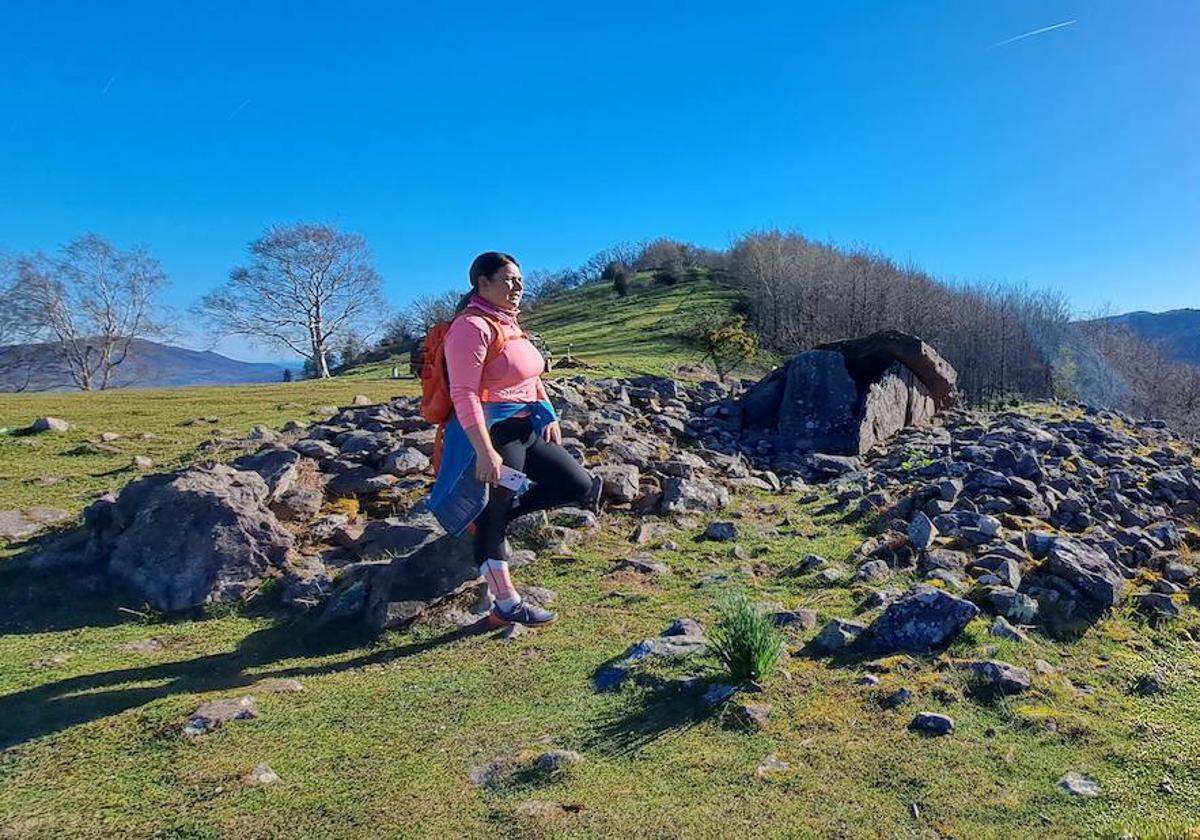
[
  {"left": 3, "top": 286, "right": 1200, "bottom": 836},
  {"left": 710, "top": 593, "right": 785, "bottom": 683},
  {"left": 524, "top": 270, "right": 779, "bottom": 380},
  {"left": 3, "top": 482, "right": 1199, "bottom": 837},
  {"left": 0, "top": 377, "right": 414, "bottom": 516}
]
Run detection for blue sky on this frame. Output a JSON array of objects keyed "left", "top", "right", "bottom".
[{"left": 1, "top": 1, "right": 1196, "bottom": 361}]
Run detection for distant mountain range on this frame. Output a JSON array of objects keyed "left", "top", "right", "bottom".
[
  {"left": 0, "top": 339, "right": 292, "bottom": 392},
  {"left": 1087, "top": 308, "right": 1200, "bottom": 367}
]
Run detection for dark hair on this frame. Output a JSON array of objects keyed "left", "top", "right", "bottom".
[{"left": 457, "top": 251, "right": 520, "bottom": 311}]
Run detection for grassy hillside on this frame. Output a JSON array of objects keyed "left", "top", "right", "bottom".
[
  {"left": 0, "top": 379, "right": 413, "bottom": 515},
  {"left": 522, "top": 270, "right": 767, "bottom": 378},
  {"left": 3, "top": 283, "right": 1200, "bottom": 838},
  {"left": 346, "top": 269, "right": 769, "bottom": 383}
]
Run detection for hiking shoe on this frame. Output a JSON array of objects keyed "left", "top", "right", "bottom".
[
  {"left": 584, "top": 473, "right": 604, "bottom": 514},
  {"left": 487, "top": 600, "right": 557, "bottom": 628}
]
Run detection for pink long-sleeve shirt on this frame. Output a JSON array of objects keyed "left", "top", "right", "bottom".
[{"left": 444, "top": 294, "right": 548, "bottom": 430}]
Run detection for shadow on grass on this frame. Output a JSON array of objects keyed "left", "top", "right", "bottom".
[
  {"left": 0, "top": 609, "right": 488, "bottom": 750},
  {"left": 582, "top": 677, "right": 726, "bottom": 758}
]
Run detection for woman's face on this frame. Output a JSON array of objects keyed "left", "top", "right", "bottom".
[{"left": 477, "top": 261, "right": 523, "bottom": 310}]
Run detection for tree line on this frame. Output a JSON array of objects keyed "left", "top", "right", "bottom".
[
  {"left": 0, "top": 224, "right": 384, "bottom": 390},
  {"left": 3, "top": 224, "right": 1196, "bottom": 438}
]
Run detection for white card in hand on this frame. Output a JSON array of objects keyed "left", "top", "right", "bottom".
[{"left": 497, "top": 466, "right": 527, "bottom": 492}]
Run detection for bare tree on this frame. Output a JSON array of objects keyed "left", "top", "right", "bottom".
[
  {"left": 6, "top": 235, "right": 168, "bottom": 390},
  {"left": 194, "top": 224, "right": 385, "bottom": 379},
  {"left": 401, "top": 290, "right": 461, "bottom": 335}
]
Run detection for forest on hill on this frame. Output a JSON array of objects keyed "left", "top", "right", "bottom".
[{"left": 380, "top": 233, "right": 1200, "bottom": 435}]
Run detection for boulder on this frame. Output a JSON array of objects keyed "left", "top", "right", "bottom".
[
  {"left": 967, "top": 660, "right": 1032, "bottom": 694},
  {"left": 31, "top": 417, "right": 71, "bottom": 434},
  {"left": 593, "top": 464, "right": 640, "bottom": 503},
  {"left": 776, "top": 350, "right": 861, "bottom": 453},
  {"left": 320, "top": 513, "right": 480, "bottom": 632},
  {"left": 909, "top": 712, "right": 954, "bottom": 736},
  {"left": 1040, "top": 537, "right": 1126, "bottom": 609},
  {"left": 660, "top": 477, "right": 730, "bottom": 514},
  {"left": 90, "top": 465, "right": 293, "bottom": 612},
  {"left": 233, "top": 448, "right": 300, "bottom": 500},
  {"left": 817, "top": 330, "right": 957, "bottom": 411},
  {"left": 382, "top": 447, "right": 430, "bottom": 477},
  {"left": 0, "top": 507, "right": 72, "bottom": 542},
  {"left": 809, "top": 618, "right": 867, "bottom": 654},
  {"left": 867, "top": 585, "right": 980, "bottom": 654},
  {"left": 702, "top": 521, "right": 738, "bottom": 542},
  {"left": 907, "top": 512, "right": 937, "bottom": 551}
]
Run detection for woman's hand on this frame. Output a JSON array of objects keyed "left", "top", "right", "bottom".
[
  {"left": 474, "top": 447, "right": 505, "bottom": 485},
  {"left": 542, "top": 420, "right": 562, "bottom": 445}
]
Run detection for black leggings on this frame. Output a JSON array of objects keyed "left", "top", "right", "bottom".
[{"left": 474, "top": 415, "right": 592, "bottom": 564}]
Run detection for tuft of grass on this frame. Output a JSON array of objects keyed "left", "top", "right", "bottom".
[{"left": 709, "top": 593, "right": 785, "bottom": 683}]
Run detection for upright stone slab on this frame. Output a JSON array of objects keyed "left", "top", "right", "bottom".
[{"left": 777, "top": 350, "right": 861, "bottom": 454}]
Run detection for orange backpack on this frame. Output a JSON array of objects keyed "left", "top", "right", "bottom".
[{"left": 419, "top": 306, "right": 510, "bottom": 472}]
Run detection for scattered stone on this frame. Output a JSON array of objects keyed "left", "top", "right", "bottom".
[
  {"left": 882, "top": 687, "right": 913, "bottom": 709},
  {"left": 907, "top": 512, "right": 937, "bottom": 550},
  {"left": 809, "top": 618, "right": 867, "bottom": 654},
  {"left": 989, "top": 616, "right": 1029, "bottom": 643},
  {"left": 131, "top": 455, "right": 154, "bottom": 471},
  {"left": 89, "top": 464, "right": 293, "bottom": 612},
  {"left": 352, "top": 394, "right": 372, "bottom": 406},
  {"left": 612, "top": 557, "right": 668, "bottom": 576},
  {"left": 856, "top": 559, "right": 890, "bottom": 583},
  {"left": 242, "top": 763, "right": 280, "bottom": 786},
  {"left": 184, "top": 696, "right": 259, "bottom": 736},
  {"left": 967, "top": 660, "right": 1032, "bottom": 695},
  {"left": 1057, "top": 771, "right": 1101, "bottom": 798},
  {"left": 594, "top": 633, "right": 708, "bottom": 692},
  {"left": 703, "top": 683, "right": 738, "bottom": 707},
  {"left": 99, "top": 431, "right": 121, "bottom": 442},
  {"left": 272, "top": 487, "right": 324, "bottom": 521},
  {"left": 867, "top": 585, "right": 979, "bottom": 654},
  {"left": 735, "top": 701, "right": 772, "bottom": 728},
  {"left": 1131, "top": 668, "right": 1168, "bottom": 696},
  {"left": 535, "top": 749, "right": 584, "bottom": 773},
  {"left": 1041, "top": 538, "right": 1126, "bottom": 609},
  {"left": 909, "top": 712, "right": 954, "bottom": 736},
  {"left": 1137, "top": 592, "right": 1181, "bottom": 620},
  {"left": 755, "top": 753, "right": 791, "bottom": 780},
  {"left": 31, "top": 417, "right": 70, "bottom": 434},
  {"left": 702, "top": 521, "right": 739, "bottom": 542},
  {"left": 816, "top": 567, "right": 847, "bottom": 585},
  {"left": 663, "top": 618, "right": 704, "bottom": 637},
  {"left": 772, "top": 608, "right": 819, "bottom": 631},
  {"left": 382, "top": 447, "right": 430, "bottom": 477},
  {"left": 253, "top": 678, "right": 305, "bottom": 694},
  {"left": 1, "top": 508, "right": 71, "bottom": 541}
]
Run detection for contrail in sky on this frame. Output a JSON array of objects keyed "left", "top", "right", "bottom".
[
  {"left": 992, "top": 19, "right": 1077, "bottom": 47},
  {"left": 228, "top": 99, "right": 251, "bottom": 119},
  {"left": 101, "top": 74, "right": 117, "bottom": 94}
]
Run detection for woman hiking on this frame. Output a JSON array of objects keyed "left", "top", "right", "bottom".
[{"left": 427, "top": 252, "right": 598, "bottom": 628}]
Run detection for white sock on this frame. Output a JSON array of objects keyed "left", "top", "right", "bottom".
[{"left": 479, "top": 559, "right": 522, "bottom": 610}]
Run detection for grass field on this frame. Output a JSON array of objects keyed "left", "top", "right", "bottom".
[{"left": 3, "top": 277, "right": 1200, "bottom": 838}]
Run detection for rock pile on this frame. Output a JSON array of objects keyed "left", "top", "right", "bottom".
[
  {"left": 793, "top": 406, "right": 1200, "bottom": 636},
  {"left": 33, "top": 345, "right": 1200, "bottom": 648}
]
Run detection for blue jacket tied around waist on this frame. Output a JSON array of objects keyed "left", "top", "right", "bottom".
[{"left": 427, "top": 399, "right": 559, "bottom": 537}]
